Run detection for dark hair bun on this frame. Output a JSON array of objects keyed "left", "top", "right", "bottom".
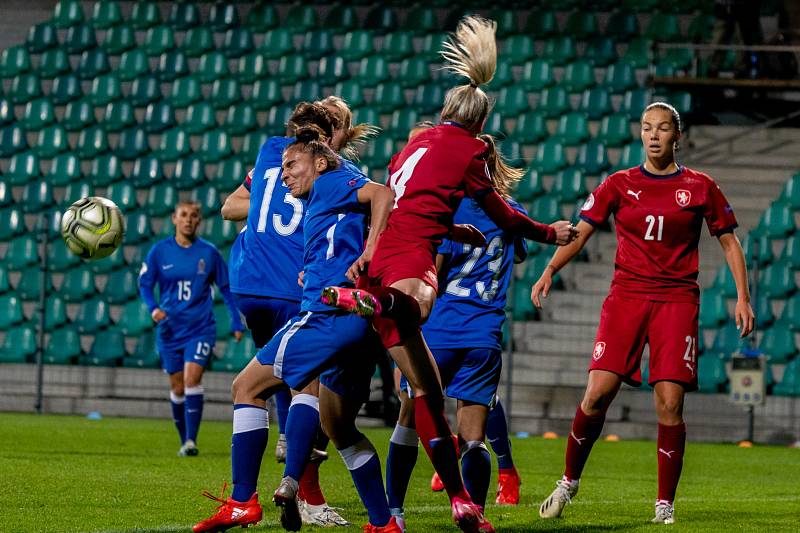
[{"left": 296, "top": 127, "right": 321, "bottom": 144}]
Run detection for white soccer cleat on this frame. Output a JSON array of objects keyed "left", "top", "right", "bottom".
[
  {"left": 299, "top": 500, "right": 350, "bottom": 527},
  {"left": 651, "top": 501, "right": 675, "bottom": 524},
  {"left": 275, "top": 434, "right": 287, "bottom": 463},
  {"left": 539, "top": 478, "right": 578, "bottom": 519},
  {"left": 178, "top": 440, "right": 199, "bottom": 457}
]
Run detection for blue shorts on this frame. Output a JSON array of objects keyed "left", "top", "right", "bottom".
[
  {"left": 320, "top": 332, "right": 385, "bottom": 404},
  {"left": 257, "top": 310, "right": 377, "bottom": 395},
  {"left": 159, "top": 336, "right": 216, "bottom": 375},
  {"left": 234, "top": 294, "right": 300, "bottom": 348},
  {"left": 400, "top": 347, "right": 502, "bottom": 406}
]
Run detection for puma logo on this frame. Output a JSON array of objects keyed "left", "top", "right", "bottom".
[
  {"left": 570, "top": 431, "right": 586, "bottom": 445},
  {"left": 658, "top": 448, "right": 676, "bottom": 459},
  {"left": 627, "top": 189, "right": 642, "bottom": 200},
  {"left": 686, "top": 363, "right": 695, "bottom": 376}
]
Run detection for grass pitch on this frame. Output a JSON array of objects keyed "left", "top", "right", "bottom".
[{"left": 1, "top": 412, "right": 798, "bottom": 532}]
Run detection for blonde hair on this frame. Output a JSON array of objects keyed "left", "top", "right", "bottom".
[
  {"left": 478, "top": 134, "right": 523, "bottom": 199},
  {"left": 440, "top": 16, "right": 497, "bottom": 132},
  {"left": 317, "top": 95, "right": 380, "bottom": 162}
]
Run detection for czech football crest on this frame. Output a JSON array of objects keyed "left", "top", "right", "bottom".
[
  {"left": 675, "top": 189, "right": 691, "bottom": 207},
  {"left": 592, "top": 341, "right": 606, "bottom": 361}
]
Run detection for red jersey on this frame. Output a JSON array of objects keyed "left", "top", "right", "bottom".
[{"left": 580, "top": 165, "right": 738, "bottom": 303}]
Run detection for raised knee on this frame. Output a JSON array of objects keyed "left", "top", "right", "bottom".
[
  {"left": 172, "top": 385, "right": 185, "bottom": 398},
  {"left": 581, "top": 392, "right": 610, "bottom": 416}
]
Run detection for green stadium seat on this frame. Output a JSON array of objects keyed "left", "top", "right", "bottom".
[
  {"left": 118, "top": 300, "right": 152, "bottom": 337},
  {"left": 400, "top": 6, "right": 435, "bottom": 34},
  {"left": 488, "top": 61, "right": 515, "bottom": 91},
  {"left": 525, "top": 10, "right": 559, "bottom": 39},
  {"left": 495, "top": 86, "right": 529, "bottom": 117},
  {"left": 688, "top": 13, "right": 715, "bottom": 43},
  {"left": 504, "top": 35, "right": 536, "bottom": 66},
  {"left": 276, "top": 55, "right": 308, "bottom": 85},
  {"left": 380, "top": 31, "right": 414, "bottom": 63},
  {"left": 0, "top": 265, "right": 8, "bottom": 293},
  {"left": 114, "top": 126, "right": 149, "bottom": 161},
  {"left": 542, "top": 36, "right": 577, "bottom": 67},
  {"left": 711, "top": 322, "right": 745, "bottom": 357},
  {"left": 82, "top": 329, "right": 125, "bottom": 366},
  {"left": 773, "top": 358, "right": 800, "bottom": 396},
  {"left": 565, "top": 11, "right": 598, "bottom": 41},
  {"left": 258, "top": 28, "right": 293, "bottom": 60},
  {"left": 711, "top": 262, "right": 737, "bottom": 298},
  {"left": 290, "top": 80, "right": 321, "bottom": 103},
  {"left": 0, "top": 326, "right": 36, "bottom": 363},
  {"left": 372, "top": 83, "right": 406, "bottom": 114},
  {"left": 100, "top": 25, "right": 134, "bottom": 56},
  {"left": 249, "top": 79, "right": 282, "bottom": 111},
  {"left": 0, "top": 99, "right": 12, "bottom": 127},
  {"left": 190, "top": 185, "right": 221, "bottom": 217},
  {"left": 604, "top": 61, "right": 638, "bottom": 94},
  {"left": 578, "top": 87, "right": 612, "bottom": 120},
  {"left": 196, "top": 51, "right": 229, "bottom": 84},
  {"left": 155, "top": 127, "right": 191, "bottom": 162},
  {"left": 0, "top": 294, "right": 23, "bottom": 329},
  {"left": 120, "top": 212, "right": 151, "bottom": 245},
  {"left": 576, "top": 140, "right": 611, "bottom": 175},
  {"left": 563, "top": 61, "right": 596, "bottom": 93},
  {"left": 534, "top": 139, "right": 567, "bottom": 174},
  {"left": 216, "top": 335, "right": 255, "bottom": 372},
  {"left": 87, "top": 73, "right": 121, "bottom": 107},
  {"left": 59, "top": 268, "right": 94, "bottom": 303},
  {"left": 201, "top": 217, "right": 237, "bottom": 247},
  {"left": 102, "top": 269, "right": 137, "bottom": 304},
  {"left": 365, "top": 6, "right": 397, "bottom": 34},
  {"left": 660, "top": 48, "right": 694, "bottom": 71},
  {"left": 100, "top": 100, "right": 135, "bottom": 133},
  {"left": 172, "top": 155, "right": 206, "bottom": 190},
  {"left": 5, "top": 235, "right": 38, "bottom": 270},
  {"left": 537, "top": 86, "right": 570, "bottom": 119},
  {"left": 397, "top": 57, "right": 430, "bottom": 89},
  {"left": 484, "top": 113, "right": 508, "bottom": 139},
  {"left": 387, "top": 108, "right": 418, "bottom": 140},
  {"left": 325, "top": 4, "right": 358, "bottom": 34},
  {"left": 489, "top": 7, "right": 518, "bottom": 38},
  {"left": 265, "top": 104, "right": 294, "bottom": 136},
  {"left": 34, "top": 124, "right": 68, "bottom": 158},
  {"left": 37, "top": 48, "right": 70, "bottom": 79},
  {"left": 419, "top": 32, "right": 447, "bottom": 62},
  {"left": 48, "top": 232, "right": 81, "bottom": 270},
  {"left": 742, "top": 232, "right": 773, "bottom": 267},
  {"left": 106, "top": 181, "right": 137, "bottom": 213},
  {"left": 697, "top": 353, "right": 728, "bottom": 393},
  {"left": 142, "top": 101, "right": 176, "bottom": 134},
  {"left": 44, "top": 295, "right": 68, "bottom": 330},
  {"left": 285, "top": 4, "right": 318, "bottom": 33},
  {"left": 332, "top": 81, "right": 364, "bottom": 111},
  {"left": 21, "top": 181, "right": 54, "bottom": 213},
  {"left": 53, "top": 0, "right": 85, "bottom": 28},
  {"left": 210, "top": 78, "right": 242, "bottom": 110},
  {"left": 514, "top": 108, "right": 549, "bottom": 142},
  {"left": 520, "top": 60, "right": 555, "bottom": 92},
  {"left": 760, "top": 260, "right": 797, "bottom": 299},
  {"left": 614, "top": 141, "right": 645, "bottom": 171},
  {"left": 16, "top": 267, "right": 51, "bottom": 301},
  {"left": 117, "top": 49, "right": 149, "bottom": 82},
  {"left": 300, "top": 29, "right": 334, "bottom": 60},
  {"left": 58, "top": 179, "right": 91, "bottom": 208},
  {"left": 145, "top": 182, "right": 178, "bottom": 217},
  {"left": 0, "top": 46, "right": 31, "bottom": 79},
  {"left": 754, "top": 296, "right": 775, "bottom": 329},
  {"left": 700, "top": 287, "right": 728, "bottom": 328},
  {"left": 182, "top": 102, "right": 217, "bottom": 135},
  {"left": 235, "top": 52, "right": 268, "bottom": 84},
  {"left": 208, "top": 2, "right": 240, "bottom": 31},
  {"left": 87, "top": 153, "right": 123, "bottom": 187},
  {"left": 644, "top": 13, "right": 682, "bottom": 42},
  {"left": 551, "top": 168, "right": 588, "bottom": 202},
  {"left": 239, "top": 131, "right": 268, "bottom": 160},
  {"left": 0, "top": 125, "right": 28, "bottom": 158},
  {"left": 200, "top": 131, "right": 233, "bottom": 163},
  {"left": 605, "top": 10, "right": 639, "bottom": 42},
  {"left": 129, "top": 156, "right": 164, "bottom": 189},
  {"left": 341, "top": 30, "right": 374, "bottom": 62},
  {"left": 64, "top": 23, "right": 97, "bottom": 55},
  {"left": 123, "top": 331, "right": 160, "bottom": 369},
  {"left": 781, "top": 235, "right": 800, "bottom": 269},
  {"left": 599, "top": 113, "right": 634, "bottom": 148},
  {"left": 213, "top": 157, "right": 247, "bottom": 190},
  {"left": 44, "top": 327, "right": 81, "bottom": 364},
  {"left": 584, "top": 37, "right": 618, "bottom": 67},
  {"left": 246, "top": 4, "right": 279, "bottom": 32},
  {"left": 75, "top": 125, "right": 109, "bottom": 160},
  {"left": 167, "top": 2, "right": 200, "bottom": 30},
  {"left": 143, "top": 25, "right": 175, "bottom": 57},
  {"left": 26, "top": 23, "right": 59, "bottom": 53},
  {"left": 76, "top": 297, "right": 111, "bottom": 333},
  {"left": 510, "top": 282, "right": 538, "bottom": 321},
  {"left": 0, "top": 208, "right": 25, "bottom": 242},
  {"left": 50, "top": 73, "right": 83, "bottom": 105},
  {"left": 412, "top": 84, "right": 444, "bottom": 115},
  {"left": 761, "top": 326, "right": 798, "bottom": 363},
  {"left": 355, "top": 55, "right": 390, "bottom": 88},
  {"left": 158, "top": 217, "right": 175, "bottom": 237},
  {"left": 0, "top": 181, "right": 11, "bottom": 208},
  {"left": 157, "top": 50, "right": 190, "bottom": 82},
  {"left": 555, "top": 112, "right": 590, "bottom": 146},
  {"left": 621, "top": 88, "right": 650, "bottom": 120},
  {"left": 362, "top": 137, "right": 396, "bottom": 169},
  {"left": 9, "top": 73, "right": 42, "bottom": 105},
  {"left": 4, "top": 150, "right": 39, "bottom": 185},
  {"left": 531, "top": 194, "right": 564, "bottom": 224},
  {"left": 313, "top": 54, "right": 347, "bottom": 86},
  {"left": 223, "top": 103, "right": 257, "bottom": 136},
  {"left": 76, "top": 49, "right": 110, "bottom": 80},
  {"left": 755, "top": 201, "right": 794, "bottom": 238},
  {"left": 181, "top": 26, "right": 214, "bottom": 58},
  {"left": 91, "top": 0, "right": 122, "bottom": 29}
]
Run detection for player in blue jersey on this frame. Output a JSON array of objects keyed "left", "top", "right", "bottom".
[
  {"left": 385, "top": 131, "right": 529, "bottom": 528},
  {"left": 139, "top": 201, "right": 244, "bottom": 457},
  {"left": 194, "top": 129, "right": 400, "bottom": 533}
]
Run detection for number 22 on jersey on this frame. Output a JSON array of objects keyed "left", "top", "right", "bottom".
[{"left": 257, "top": 167, "right": 304, "bottom": 235}]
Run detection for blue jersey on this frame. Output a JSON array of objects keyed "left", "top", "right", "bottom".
[
  {"left": 301, "top": 166, "right": 371, "bottom": 312},
  {"left": 139, "top": 237, "right": 243, "bottom": 348},
  {"left": 229, "top": 136, "right": 304, "bottom": 301},
  {"left": 422, "top": 198, "right": 528, "bottom": 351}
]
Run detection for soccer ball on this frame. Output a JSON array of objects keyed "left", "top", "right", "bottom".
[{"left": 61, "top": 197, "right": 125, "bottom": 260}]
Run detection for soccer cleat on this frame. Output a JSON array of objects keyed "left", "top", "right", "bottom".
[
  {"left": 192, "top": 484, "right": 261, "bottom": 533},
  {"left": 652, "top": 501, "right": 675, "bottom": 524},
  {"left": 275, "top": 434, "right": 287, "bottom": 463},
  {"left": 451, "top": 496, "right": 494, "bottom": 533},
  {"left": 309, "top": 447, "right": 329, "bottom": 464},
  {"left": 495, "top": 467, "right": 521, "bottom": 505},
  {"left": 430, "top": 472, "right": 444, "bottom": 492},
  {"left": 179, "top": 440, "right": 199, "bottom": 457},
  {"left": 362, "top": 516, "right": 404, "bottom": 533},
  {"left": 389, "top": 508, "right": 406, "bottom": 533},
  {"left": 539, "top": 478, "right": 579, "bottom": 519},
  {"left": 273, "top": 476, "right": 302, "bottom": 532},
  {"left": 321, "top": 287, "right": 382, "bottom": 318},
  {"left": 299, "top": 500, "right": 350, "bottom": 527}
]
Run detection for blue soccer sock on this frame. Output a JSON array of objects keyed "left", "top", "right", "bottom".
[
  {"left": 169, "top": 391, "right": 186, "bottom": 444},
  {"left": 274, "top": 388, "right": 292, "bottom": 436},
  {"left": 231, "top": 404, "right": 269, "bottom": 502},
  {"left": 339, "top": 436, "right": 392, "bottom": 527},
  {"left": 184, "top": 385, "right": 204, "bottom": 444},
  {"left": 283, "top": 393, "right": 319, "bottom": 482},
  {"left": 461, "top": 440, "right": 491, "bottom": 508},
  {"left": 487, "top": 397, "right": 515, "bottom": 470},
  {"left": 385, "top": 424, "right": 419, "bottom": 510}
]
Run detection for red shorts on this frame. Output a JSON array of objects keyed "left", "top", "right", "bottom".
[{"left": 589, "top": 294, "right": 699, "bottom": 391}]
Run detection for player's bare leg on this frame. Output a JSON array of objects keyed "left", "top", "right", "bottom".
[
  {"left": 540, "top": 370, "right": 621, "bottom": 519},
  {"left": 651, "top": 381, "right": 686, "bottom": 524}
]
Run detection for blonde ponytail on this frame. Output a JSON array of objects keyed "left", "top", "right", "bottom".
[{"left": 478, "top": 134, "right": 523, "bottom": 199}]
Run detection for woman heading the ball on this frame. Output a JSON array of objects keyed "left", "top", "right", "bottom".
[{"left": 138, "top": 201, "right": 244, "bottom": 457}]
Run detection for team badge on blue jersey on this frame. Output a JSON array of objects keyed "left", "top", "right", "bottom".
[{"left": 197, "top": 258, "right": 206, "bottom": 274}]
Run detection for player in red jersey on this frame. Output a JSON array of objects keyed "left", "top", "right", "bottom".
[
  {"left": 533, "top": 103, "right": 755, "bottom": 525},
  {"left": 322, "top": 16, "right": 577, "bottom": 533}
]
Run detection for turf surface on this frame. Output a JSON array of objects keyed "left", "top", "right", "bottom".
[{"left": 1, "top": 413, "right": 798, "bottom": 532}]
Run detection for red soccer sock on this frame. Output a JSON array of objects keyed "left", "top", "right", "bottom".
[
  {"left": 564, "top": 405, "right": 606, "bottom": 481},
  {"left": 656, "top": 422, "right": 686, "bottom": 503},
  {"left": 298, "top": 462, "right": 326, "bottom": 506},
  {"left": 414, "top": 394, "right": 470, "bottom": 502}
]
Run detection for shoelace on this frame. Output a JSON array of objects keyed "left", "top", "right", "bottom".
[
  {"left": 201, "top": 482, "right": 231, "bottom": 510},
  {"left": 319, "top": 506, "right": 348, "bottom": 524},
  {"left": 554, "top": 480, "right": 574, "bottom": 504}
]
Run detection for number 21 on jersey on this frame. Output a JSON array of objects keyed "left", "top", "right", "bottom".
[{"left": 388, "top": 148, "right": 427, "bottom": 209}]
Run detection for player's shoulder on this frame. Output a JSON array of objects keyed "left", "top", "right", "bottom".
[
  {"left": 680, "top": 165, "right": 718, "bottom": 186},
  {"left": 194, "top": 238, "right": 221, "bottom": 255},
  {"left": 258, "top": 136, "right": 292, "bottom": 162},
  {"left": 150, "top": 237, "right": 173, "bottom": 252}
]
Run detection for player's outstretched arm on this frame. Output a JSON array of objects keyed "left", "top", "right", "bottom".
[
  {"left": 221, "top": 184, "right": 251, "bottom": 221},
  {"left": 531, "top": 220, "right": 595, "bottom": 308},
  {"left": 346, "top": 183, "right": 395, "bottom": 281},
  {"left": 718, "top": 232, "right": 755, "bottom": 337}
]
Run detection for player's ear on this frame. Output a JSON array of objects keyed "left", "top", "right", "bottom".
[{"left": 314, "top": 155, "right": 327, "bottom": 173}]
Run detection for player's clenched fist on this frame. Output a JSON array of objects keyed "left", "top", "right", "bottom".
[
  {"left": 550, "top": 221, "right": 579, "bottom": 245},
  {"left": 151, "top": 308, "right": 167, "bottom": 323}
]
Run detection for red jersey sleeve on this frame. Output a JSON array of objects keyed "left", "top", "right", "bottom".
[
  {"left": 463, "top": 155, "right": 494, "bottom": 198},
  {"left": 703, "top": 179, "right": 738, "bottom": 236},
  {"left": 579, "top": 174, "right": 620, "bottom": 226}
]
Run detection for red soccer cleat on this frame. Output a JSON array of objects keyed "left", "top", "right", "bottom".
[
  {"left": 193, "top": 483, "right": 262, "bottom": 533},
  {"left": 321, "top": 286, "right": 382, "bottom": 318},
  {"left": 451, "top": 496, "right": 495, "bottom": 533},
  {"left": 362, "top": 516, "right": 404, "bottom": 532},
  {"left": 495, "top": 467, "right": 521, "bottom": 505},
  {"left": 430, "top": 471, "right": 444, "bottom": 492}
]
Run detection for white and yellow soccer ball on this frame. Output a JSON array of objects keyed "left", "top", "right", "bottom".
[{"left": 61, "top": 197, "right": 125, "bottom": 260}]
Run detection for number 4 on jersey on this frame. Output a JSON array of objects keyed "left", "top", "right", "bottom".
[{"left": 388, "top": 147, "right": 427, "bottom": 209}]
